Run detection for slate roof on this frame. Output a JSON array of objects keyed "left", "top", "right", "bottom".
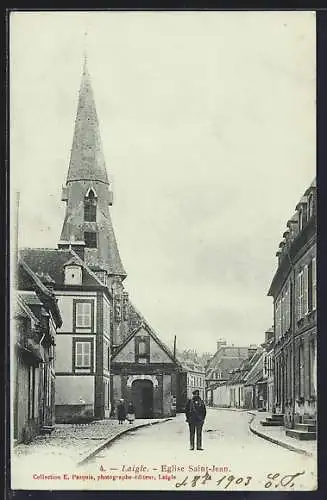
[
  {"left": 16, "top": 294, "right": 39, "bottom": 324},
  {"left": 19, "top": 247, "right": 106, "bottom": 290},
  {"left": 244, "top": 352, "right": 265, "bottom": 386},
  {"left": 179, "top": 360, "right": 205, "bottom": 373},
  {"left": 17, "top": 258, "right": 63, "bottom": 328},
  {"left": 66, "top": 57, "right": 109, "bottom": 185}
]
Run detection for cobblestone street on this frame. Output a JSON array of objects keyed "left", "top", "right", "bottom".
[
  {"left": 12, "top": 410, "right": 317, "bottom": 491},
  {"left": 11, "top": 417, "right": 164, "bottom": 487}
]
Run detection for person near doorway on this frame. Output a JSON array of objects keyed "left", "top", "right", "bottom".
[
  {"left": 126, "top": 401, "right": 136, "bottom": 424},
  {"left": 185, "top": 389, "right": 206, "bottom": 451},
  {"left": 117, "top": 399, "right": 126, "bottom": 424}
]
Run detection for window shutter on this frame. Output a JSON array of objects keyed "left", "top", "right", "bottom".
[
  {"left": 312, "top": 258, "right": 316, "bottom": 310},
  {"left": 304, "top": 265, "right": 309, "bottom": 315}
]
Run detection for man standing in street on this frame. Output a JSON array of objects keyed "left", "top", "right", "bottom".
[{"left": 185, "top": 389, "right": 207, "bottom": 450}]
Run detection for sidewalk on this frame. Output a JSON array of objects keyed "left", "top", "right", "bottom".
[
  {"left": 12, "top": 417, "right": 171, "bottom": 470},
  {"left": 249, "top": 411, "right": 317, "bottom": 457}
]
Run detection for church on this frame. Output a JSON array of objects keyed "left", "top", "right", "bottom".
[{"left": 20, "top": 55, "right": 180, "bottom": 421}]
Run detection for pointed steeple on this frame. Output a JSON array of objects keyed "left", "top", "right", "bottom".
[
  {"left": 59, "top": 53, "right": 127, "bottom": 280},
  {"left": 66, "top": 55, "right": 109, "bottom": 185}
]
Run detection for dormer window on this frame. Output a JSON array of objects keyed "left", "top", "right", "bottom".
[
  {"left": 84, "top": 189, "right": 97, "bottom": 222},
  {"left": 64, "top": 264, "right": 82, "bottom": 285},
  {"left": 308, "top": 194, "right": 314, "bottom": 219},
  {"left": 298, "top": 208, "right": 303, "bottom": 231}
]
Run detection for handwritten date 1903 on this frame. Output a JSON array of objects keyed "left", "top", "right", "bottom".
[{"left": 175, "top": 471, "right": 306, "bottom": 489}]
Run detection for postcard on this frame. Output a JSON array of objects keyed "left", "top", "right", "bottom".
[{"left": 10, "top": 10, "right": 317, "bottom": 492}]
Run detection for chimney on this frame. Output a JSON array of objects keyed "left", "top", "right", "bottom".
[
  {"left": 216, "top": 338, "right": 227, "bottom": 351},
  {"left": 248, "top": 344, "right": 257, "bottom": 360},
  {"left": 265, "top": 328, "right": 274, "bottom": 343}
]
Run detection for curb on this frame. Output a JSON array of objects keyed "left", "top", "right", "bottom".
[
  {"left": 77, "top": 418, "right": 172, "bottom": 466},
  {"left": 248, "top": 413, "right": 314, "bottom": 457},
  {"left": 209, "top": 407, "right": 248, "bottom": 413}
]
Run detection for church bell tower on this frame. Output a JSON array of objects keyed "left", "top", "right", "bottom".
[{"left": 58, "top": 54, "right": 128, "bottom": 345}]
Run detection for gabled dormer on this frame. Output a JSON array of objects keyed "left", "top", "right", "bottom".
[{"left": 63, "top": 257, "right": 83, "bottom": 286}]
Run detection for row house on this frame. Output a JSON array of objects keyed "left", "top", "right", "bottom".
[
  {"left": 13, "top": 258, "right": 62, "bottom": 442},
  {"left": 205, "top": 339, "right": 255, "bottom": 405},
  {"left": 19, "top": 248, "right": 112, "bottom": 423},
  {"left": 262, "top": 328, "right": 275, "bottom": 413},
  {"left": 176, "top": 361, "right": 205, "bottom": 412},
  {"left": 210, "top": 343, "right": 270, "bottom": 411},
  {"left": 267, "top": 179, "right": 317, "bottom": 440}
]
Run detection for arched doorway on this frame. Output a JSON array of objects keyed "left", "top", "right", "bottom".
[{"left": 131, "top": 379, "right": 154, "bottom": 419}]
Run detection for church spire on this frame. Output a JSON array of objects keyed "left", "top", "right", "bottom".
[
  {"left": 59, "top": 53, "right": 127, "bottom": 281},
  {"left": 66, "top": 53, "right": 109, "bottom": 185}
]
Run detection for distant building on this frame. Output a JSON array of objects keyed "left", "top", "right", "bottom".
[
  {"left": 205, "top": 339, "right": 256, "bottom": 405},
  {"left": 243, "top": 347, "right": 265, "bottom": 410},
  {"left": 176, "top": 360, "right": 205, "bottom": 412},
  {"left": 268, "top": 179, "right": 316, "bottom": 439},
  {"left": 14, "top": 258, "right": 62, "bottom": 442},
  {"left": 210, "top": 345, "right": 266, "bottom": 410}
]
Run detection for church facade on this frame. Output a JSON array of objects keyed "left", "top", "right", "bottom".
[{"left": 19, "top": 55, "right": 179, "bottom": 421}]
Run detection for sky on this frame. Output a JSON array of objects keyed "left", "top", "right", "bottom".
[{"left": 10, "top": 11, "right": 316, "bottom": 354}]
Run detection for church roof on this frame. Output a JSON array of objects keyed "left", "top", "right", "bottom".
[
  {"left": 66, "top": 57, "right": 109, "bottom": 185},
  {"left": 113, "top": 303, "right": 182, "bottom": 368}
]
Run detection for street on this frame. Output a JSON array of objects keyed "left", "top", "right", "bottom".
[{"left": 83, "top": 409, "right": 317, "bottom": 491}]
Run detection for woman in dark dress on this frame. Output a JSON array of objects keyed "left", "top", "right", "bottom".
[
  {"left": 126, "top": 401, "right": 136, "bottom": 424},
  {"left": 117, "top": 399, "right": 126, "bottom": 424}
]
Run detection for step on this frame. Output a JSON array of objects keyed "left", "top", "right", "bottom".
[
  {"left": 294, "top": 423, "right": 316, "bottom": 432},
  {"left": 286, "top": 429, "right": 316, "bottom": 441},
  {"left": 303, "top": 418, "right": 316, "bottom": 425},
  {"left": 267, "top": 416, "right": 284, "bottom": 422},
  {"left": 261, "top": 420, "right": 283, "bottom": 427}
]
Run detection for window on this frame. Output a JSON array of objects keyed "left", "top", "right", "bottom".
[
  {"left": 84, "top": 190, "right": 97, "bottom": 222},
  {"left": 308, "top": 194, "right": 314, "bottom": 219},
  {"left": 135, "top": 336, "right": 150, "bottom": 364},
  {"left": 297, "top": 271, "right": 304, "bottom": 320},
  {"left": 103, "top": 341, "right": 109, "bottom": 371},
  {"left": 138, "top": 341, "right": 147, "bottom": 355},
  {"left": 75, "top": 341, "right": 91, "bottom": 368},
  {"left": 64, "top": 265, "right": 82, "bottom": 285},
  {"left": 75, "top": 301, "right": 92, "bottom": 328},
  {"left": 298, "top": 209, "right": 303, "bottom": 231},
  {"left": 275, "top": 299, "right": 282, "bottom": 339},
  {"left": 84, "top": 231, "right": 97, "bottom": 248},
  {"left": 303, "top": 265, "right": 309, "bottom": 315},
  {"left": 104, "top": 380, "right": 109, "bottom": 408},
  {"left": 312, "top": 258, "right": 316, "bottom": 311}
]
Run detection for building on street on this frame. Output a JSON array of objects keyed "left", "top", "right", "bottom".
[
  {"left": 20, "top": 248, "right": 113, "bottom": 423},
  {"left": 268, "top": 179, "right": 316, "bottom": 438},
  {"left": 205, "top": 339, "right": 256, "bottom": 406},
  {"left": 14, "top": 258, "right": 62, "bottom": 442},
  {"left": 176, "top": 360, "right": 205, "bottom": 412},
  {"left": 111, "top": 312, "right": 181, "bottom": 418}
]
